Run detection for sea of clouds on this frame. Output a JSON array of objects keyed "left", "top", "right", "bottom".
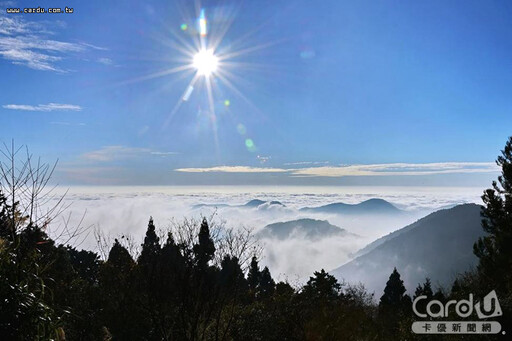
[{"left": 46, "top": 186, "right": 485, "bottom": 283}]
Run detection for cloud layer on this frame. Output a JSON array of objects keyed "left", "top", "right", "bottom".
[
  {"left": 48, "top": 186, "right": 485, "bottom": 282},
  {"left": 175, "top": 162, "right": 499, "bottom": 177},
  {"left": 3, "top": 103, "right": 82, "bottom": 111},
  {"left": 81, "top": 146, "right": 179, "bottom": 162},
  {"left": 0, "top": 11, "right": 102, "bottom": 72}
]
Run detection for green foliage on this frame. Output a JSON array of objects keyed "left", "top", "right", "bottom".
[
  {"left": 193, "top": 217, "right": 216, "bottom": 268},
  {"left": 474, "top": 136, "right": 512, "bottom": 288},
  {"left": 302, "top": 269, "right": 341, "bottom": 301},
  {"left": 378, "top": 268, "right": 412, "bottom": 340},
  {"left": 473, "top": 136, "right": 512, "bottom": 332},
  {"left": 379, "top": 267, "right": 408, "bottom": 310},
  {"left": 7, "top": 135, "right": 512, "bottom": 341}
]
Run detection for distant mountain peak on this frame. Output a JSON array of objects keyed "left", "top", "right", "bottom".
[
  {"left": 193, "top": 199, "right": 285, "bottom": 210},
  {"left": 244, "top": 199, "right": 285, "bottom": 207},
  {"left": 258, "top": 218, "right": 354, "bottom": 240},
  {"left": 300, "top": 198, "right": 402, "bottom": 215},
  {"left": 244, "top": 199, "right": 266, "bottom": 207}
]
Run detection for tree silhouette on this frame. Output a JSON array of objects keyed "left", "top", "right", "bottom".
[
  {"left": 414, "top": 277, "right": 433, "bottom": 299},
  {"left": 473, "top": 136, "right": 512, "bottom": 331},
  {"left": 302, "top": 269, "right": 341, "bottom": 301},
  {"left": 378, "top": 268, "right": 411, "bottom": 339},
  {"left": 138, "top": 217, "right": 160, "bottom": 267},
  {"left": 474, "top": 136, "right": 512, "bottom": 291},
  {"left": 193, "top": 217, "right": 215, "bottom": 268},
  {"left": 258, "top": 266, "right": 275, "bottom": 298},
  {"left": 247, "top": 255, "right": 261, "bottom": 292},
  {"left": 380, "top": 268, "right": 408, "bottom": 309}
]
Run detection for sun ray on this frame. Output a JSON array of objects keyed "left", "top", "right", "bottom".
[
  {"left": 162, "top": 73, "right": 201, "bottom": 129},
  {"left": 112, "top": 1, "right": 283, "bottom": 160},
  {"left": 116, "top": 65, "right": 194, "bottom": 86},
  {"left": 205, "top": 75, "right": 220, "bottom": 161},
  {"left": 218, "top": 39, "right": 285, "bottom": 61},
  {"left": 207, "top": 3, "right": 242, "bottom": 52}
]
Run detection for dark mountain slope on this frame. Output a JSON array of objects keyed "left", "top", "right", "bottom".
[{"left": 331, "top": 204, "right": 484, "bottom": 294}]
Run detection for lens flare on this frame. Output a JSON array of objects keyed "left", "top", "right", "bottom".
[
  {"left": 237, "top": 124, "right": 246, "bottom": 135},
  {"left": 198, "top": 9, "right": 207, "bottom": 37},
  {"left": 120, "top": 3, "right": 277, "bottom": 161}
]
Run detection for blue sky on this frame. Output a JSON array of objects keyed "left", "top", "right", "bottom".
[{"left": 1, "top": 0, "right": 510, "bottom": 185}]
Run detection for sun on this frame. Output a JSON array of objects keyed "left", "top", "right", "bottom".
[{"left": 193, "top": 49, "right": 218, "bottom": 77}]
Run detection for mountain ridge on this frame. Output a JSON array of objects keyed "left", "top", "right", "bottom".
[
  {"left": 300, "top": 198, "right": 403, "bottom": 215},
  {"left": 258, "top": 218, "right": 355, "bottom": 240},
  {"left": 331, "top": 203, "right": 485, "bottom": 294}
]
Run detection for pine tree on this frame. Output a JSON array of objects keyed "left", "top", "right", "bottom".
[
  {"left": 414, "top": 278, "right": 433, "bottom": 300},
  {"left": 259, "top": 267, "right": 275, "bottom": 298},
  {"left": 0, "top": 191, "right": 11, "bottom": 240},
  {"left": 302, "top": 269, "right": 341, "bottom": 301},
  {"left": 219, "top": 256, "right": 247, "bottom": 296},
  {"left": 380, "top": 268, "right": 407, "bottom": 308},
  {"left": 247, "top": 256, "right": 261, "bottom": 291},
  {"left": 474, "top": 136, "right": 512, "bottom": 292},
  {"left": 413, "top": 278, "right": 434, "bottom": 318},
  {"left": 193, "top": 218, "right": 215, "bottom": 268},
  {"left": 378, "top": 268, "right": 411, "bottom": 338},
  {"left": 139, "top": 217, "right": 160, "bottom": 264},
  {"left": 108, "top": 240, "right": 134, "bottom": 270},
  {"left": 472, "top": 136, "right": 512, "bottom": 332}
]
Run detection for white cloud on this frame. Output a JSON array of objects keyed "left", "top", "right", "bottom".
[
  {"left": 82, "top": 146, "right": 178, "bottom": 162},
  {"left": 97, "top": 57, "right": 113, "bottom": 65},
  {"left": 3, "top": 103, "right": 82, "bottom": 111},
  {"left": 45, "top": 186, "right": 484, "bottom": 280},
  {"left": 290, "top": 162, "right": 500, "bottom": 177},
  {"left": 150, "top": 151, "right": 179, "bottom": 156},
  {"left": 0, "top": 12, "right": 98, "bottom": 71},
  {"left": 80, "top": 42, "right": 108, "bottom": 51},
  {"left": 0, "top": 48, "right": 62, "bottom": 71},
  {"left": 175, "top": 166, "right": 289, "bottom": 173},
  {"left": 174, "top": 162, "right": 499, "bottom": 177},
  {"left": 0, "top": 14, "right": 30, "bottom": 36},
  {"left": 82, "top": 146, "right": 151, "bottom": 162},
  {"left": 283, "top": 161, "right": 330, "bottom": 166}
]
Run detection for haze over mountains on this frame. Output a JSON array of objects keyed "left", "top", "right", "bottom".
[
  {"left": 258, "top": 218, "right": 356, "bottom": 240},
  {"left": 190, "top": 196, "right": 485, "bottom": 286},
  {"left": 194, "top": 197, "right": 402, "bottom": 215},
  {"left": 300, "top": 198, "right": 403, "bottom": 215},
  {"left": 193, "top": 199, "right": 285, "bottom": 210},
  {"left": 331, "top": 204, "right": 484, "bottom": 295},
  {"left": 49, "top": 186, "right": 485, "bottom": 283}
]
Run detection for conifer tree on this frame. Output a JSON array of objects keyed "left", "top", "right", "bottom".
[
  {"left": 247, "top": 256, "right": 261, "bottom": 291},
  {"left": 139, "top": 217, "right": 160, "bottom": 266},
  {"left": 259, "top": 266, "right": 276, "bottom": 298},
  {"left": 380, "top": 268, "right": 408, "bottom": 309},
  {"left": 108, "top": 239, "right": 134, "bottom": 271},
  {"left": 474, "top": 136, "right": 512, "bottom": 292},
  {"left": 378, "top": 268, "right": 411, "bottom": 339},
  {"left": 302, "top": 269, "right": 341, "bottom": 301},
  {"left": 219, "top": 255, "right": 247, "bottom": 296},
  {"left": 413, "top": 278, "right": 434, "bottom": 318},
  {"left": 193, "top": 218, "right": 215, "bottom": 268},
  {"left": 414, "top": 278, "right": 433, "bottom": 300}
]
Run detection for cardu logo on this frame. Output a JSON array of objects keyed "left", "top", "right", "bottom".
[
  {"left": 475, "top": 290, "right": 503, "bottom": 319},
  {"left": 411, "top": 290, "right": 504, "bottom": 335}
]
